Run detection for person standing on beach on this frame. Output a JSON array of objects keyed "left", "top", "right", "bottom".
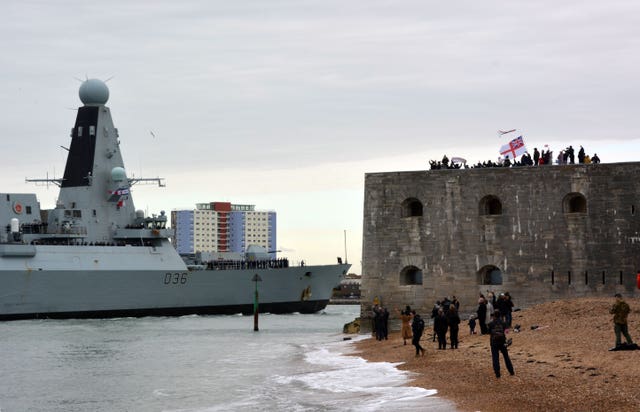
[
  {"left": 373, "top": 305, "right": 384, "bottom": 341},
  {"left": 496, "top": 293, "right": 508, "bottom": 324},
  {"left": 447, "top": 305, "right": 461, "bottom": 349},
  {"left": 609, "top": 293, "right": 634, "bottom": 349},
  {"left": 488, "top": 310, "right": 514, "bottom": 378},
  {"left": 434, "top": 309, "right": 448, "bottom": 350},
  {"left": 504, "top": 292, "right": 514, "bottom": 328},
  {"left": 485, "top": 298, "right": 494, "bottom": 333},
  {"left": 397, "top": 306, "right": 413, "bottom": 345},
  {"left": 451, "top": 295, "right": 460, "bottom": 311},
  {"left": 381, "top": 307, "right": 390, "bottom": 340},
  {"left": 431, "top": 300, "right": 441, "bottom": 342},
  {"left": 477, "top": 296, "right": 488, "bottom": 334},
  {"left": 411, "top": 312, "right": 426, "bottom": 357},
  {"left": 468, "top": 314, "right": 477, "bottom": 335}
]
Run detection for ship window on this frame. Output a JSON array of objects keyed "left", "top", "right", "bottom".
[
  {"left": 26, "top": 206, "right": 32, "bottom": 214},
  {"left": 64, "top": 210, "right": 72, "bottom": 217},
  {"left": 77, "top": 126, "right": 83, "bottom": 137},
  {"left": 89, "top": 126, "right": 96, "bottom": 136},
  {"left": 93, "top": 209, "right": 97, "bottom": 217},
  {"left": 73, "top": 210, "right": 82, "bottom": 218}
]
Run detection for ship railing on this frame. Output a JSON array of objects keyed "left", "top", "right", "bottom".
[
  {"left": 48, "top": 226, "right": 88, "bottom": 235},
  {"left": 205, "top": 258, "right": 290, "bottom": 270}
]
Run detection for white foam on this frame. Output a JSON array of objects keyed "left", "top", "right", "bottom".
[{"left": 271, "top": 337, "right": 441, "bottom": 411}]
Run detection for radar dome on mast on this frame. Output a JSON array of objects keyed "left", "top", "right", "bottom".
[
  {"left": 79, "top": 79, "right": 109, "bottom": 105},
  {"left": 111, "top": 167, "right": 127, "bottom": 182}
]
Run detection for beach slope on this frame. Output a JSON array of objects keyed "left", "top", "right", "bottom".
[{"left": 353, "top": 297, "right": 640, "bottom": 411}]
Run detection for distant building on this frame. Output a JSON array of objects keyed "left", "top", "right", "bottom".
[
  {"left": 171, "top": 202, "right": 276, "bottom": 257},
  {"left": 332, "top": 273, "right": 362, "bottom": 300}
]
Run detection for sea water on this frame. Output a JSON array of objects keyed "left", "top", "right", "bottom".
[{"left": 0, "top": 305, "right": 455, "bottom": 411}]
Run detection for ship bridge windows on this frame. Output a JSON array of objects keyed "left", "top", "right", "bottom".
[
  {"left": 401, "top": 198, "right": 423, "bottom": 217},
  {"left": 563, "top": 192, "right": 587, "bottom": 214},
  {"left": 64, "top": 210, "right": 82, "bottom": 218},
  {"left": 479, "top": 195, "right": 502, "bottom": 216},
  {"left": 399, "top": 265, "right": 423, "bottom": 285}
]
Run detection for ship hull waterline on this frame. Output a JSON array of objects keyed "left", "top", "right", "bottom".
[{"left": 0, "top": 261, "right": 350, "bottom": 320}]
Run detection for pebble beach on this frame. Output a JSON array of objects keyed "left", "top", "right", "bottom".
[{"left": 353, "top": 297, "right": 640, "bottom": 412}]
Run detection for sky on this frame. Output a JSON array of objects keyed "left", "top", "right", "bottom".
[{"left": 2, "top": 0, "right": 640, "bottom": 275}]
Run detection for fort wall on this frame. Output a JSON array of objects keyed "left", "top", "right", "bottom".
[{"left": 360, "top": 162, "right": 640, "bottom": 332}]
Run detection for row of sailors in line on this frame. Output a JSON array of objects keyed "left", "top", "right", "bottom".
[{"left": 205, "top": 258, "right": 290, "bottom": 270}]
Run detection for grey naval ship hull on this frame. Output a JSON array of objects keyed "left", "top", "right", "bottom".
[
  {"left": 1, "top": 79, "right": 350, "bottom": 320},
  {"left": 0, "top": 244, "right": 350, "bottom": 320}
]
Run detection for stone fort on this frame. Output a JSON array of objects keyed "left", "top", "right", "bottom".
[{"left": 359, "top": 162, "right": 640, "bottom": 332}]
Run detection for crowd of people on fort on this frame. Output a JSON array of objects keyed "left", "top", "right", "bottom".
[{"left": 429, "top": 145, "right": 601, "bottom": 170}]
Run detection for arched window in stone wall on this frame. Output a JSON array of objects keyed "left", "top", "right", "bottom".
[
  {"left": 478, "top": 265, "right": 503, "bottom": 285},
  {"left": 401, "top": 198, "right": 423, "bottom": 217},
  {"left": 563, "top": 192, "right": 587, "bottom": 214},
  {"left": 479, "top": 195, "right": 502, "bottom": 216},
  {"left": 399, "top": 265, "right": 423, "bottom": 285}
]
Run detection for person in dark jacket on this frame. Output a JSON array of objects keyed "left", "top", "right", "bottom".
[
  {"left": 488, "top": 310, "right": 514, "bottom": 378},
  {"left": 431, "top": 301, "right": 441, "bottom": 342},
  {"left": 434, "top": 309, "right": 448, "bottom": 350},
  {"left": 373, "top": 305, "right": 384, "bottom": 341},
  {"left": 504, "top": 292, "right": 514, "bottom": 328},
  {"left": 610, "top": 293, "right": 634, "bottom": 349},
  {"left": 495, "top": 293, "right": 509, "bottom": 324},
  {"left": 411, "top": 312, "right": 426, "bottom": 357},
  {"left": 477, "top": 296, "right": 488, "bottom": 334},
  {"left": 533, "top": 148, "right": 540, "bottom": 165},
  {"left": 468, "top": 314, "right": 477, "bottom": 335},
  {"left": 451, "top": 295, "right": 460, "bottom": 311},
  {"left": 447, "top": 306, "right": 461, "bottom": 349}
]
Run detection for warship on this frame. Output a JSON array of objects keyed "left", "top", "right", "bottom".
[{"left": 0, "top": 79, "right": 350, "bottom": 320}]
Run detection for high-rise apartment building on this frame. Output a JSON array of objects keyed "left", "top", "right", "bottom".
[{"left": 171, "top": 202, "right": 276, "bottom": 257}]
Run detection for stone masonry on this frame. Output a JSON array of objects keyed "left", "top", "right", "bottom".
[{"left": 360, "top": 162, "right": 640, "bottom": 332}]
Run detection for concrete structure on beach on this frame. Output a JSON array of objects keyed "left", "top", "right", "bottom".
[{"left": 359, "top": 162, "right": 640, "bottom": 332}]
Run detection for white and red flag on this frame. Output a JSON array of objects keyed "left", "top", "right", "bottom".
[{"left": 499, "top": 136, "right": 527, "bottom": 159}]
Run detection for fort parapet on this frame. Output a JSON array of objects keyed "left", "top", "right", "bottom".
[{"left": 360, "top": 162, "right": 640, "bottom": 332}]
